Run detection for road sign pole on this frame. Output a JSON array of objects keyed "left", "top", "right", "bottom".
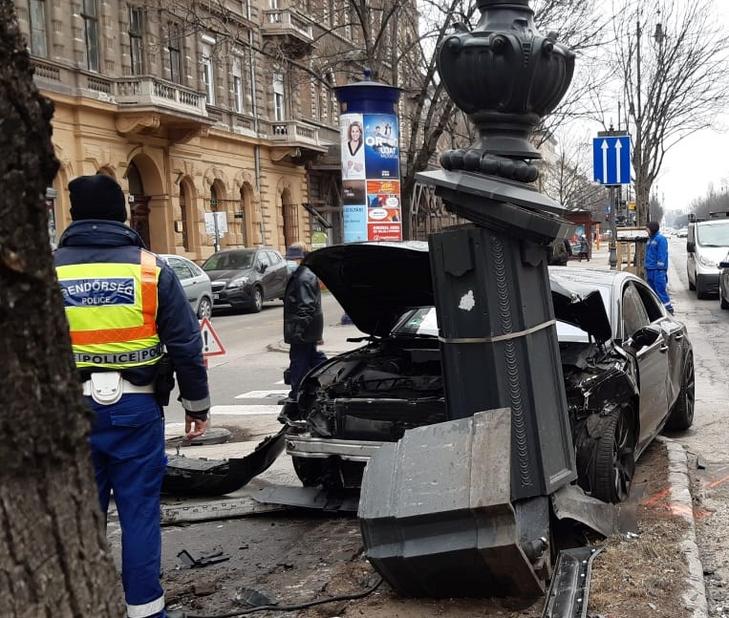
[
  {"left": 213, "top": 213, "right": 220, "bottom": 253},
  {"left": 608, "top": 185, "right": 618, "bottom": 270}
]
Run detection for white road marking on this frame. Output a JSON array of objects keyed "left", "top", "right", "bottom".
[
  {"left": 210, "top": 404, "right": 281, "bottom": 416},
  {"left": 235, "top": 389, "right": 289, "bottom": 399}
]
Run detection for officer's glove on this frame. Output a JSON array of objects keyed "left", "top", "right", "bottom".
[{"left": 185, "top": 412, "right": 209, "bottom": 440}]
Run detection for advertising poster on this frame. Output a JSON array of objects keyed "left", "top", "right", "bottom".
[
  {"left": 340, "top": 113, "right": 366, "bottom": 181},
  {"left": 340, "top": 113, "right": 402, "bottom": 242},
  {"left": 363, "top": 115, "right": 400, "bottom": 180},
  {"left": 343, "top": 206, "right": 367, "bottom": 243}
]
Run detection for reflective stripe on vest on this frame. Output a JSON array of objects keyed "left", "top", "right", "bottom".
[{"left": 56, "top": 251, "right": 162, "bottom": 370}]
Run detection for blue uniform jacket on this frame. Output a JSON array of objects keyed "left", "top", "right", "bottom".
[
  {"left": 645, "top": 232, "right": 669, "bottom": 271},
  {"left": 54, "top": 220, "right": 210, "bottom": 414}
]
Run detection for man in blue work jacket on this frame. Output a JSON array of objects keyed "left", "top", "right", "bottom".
[
  {"left": 645, "top": 221, "right": 674, "bottom": 314},
  {"left": 54, "top": 175, "right": 210, "bottom": 618}
]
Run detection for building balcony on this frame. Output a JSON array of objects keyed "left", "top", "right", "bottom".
[
  {"left": 115, "top": 76, "right": 208, "bottom": 118},
  {"left": 261, "top": 8, "right": 314, "bottom": 56},
  {"left": 269, "top": 120, "right": 330, "bottom": 163},
  {"left": 113, "top": 76, "right": 212, "bottom": 141}
]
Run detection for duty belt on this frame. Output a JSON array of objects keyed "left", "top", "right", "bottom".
[{"left": 82, "top": 372, "right": 154, "bottom": 405}]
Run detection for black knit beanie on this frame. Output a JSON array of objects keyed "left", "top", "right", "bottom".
[{"left": 69, "top": 174, "right": 127, "bottom": 222}]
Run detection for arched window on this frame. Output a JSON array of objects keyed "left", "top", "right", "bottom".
[{"left": 210, "top": 184, "right": 219, "bottom": 211}]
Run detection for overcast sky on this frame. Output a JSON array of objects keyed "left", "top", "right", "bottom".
[{"left": 573, "top": 1, "right": 729, "bottom": 214}]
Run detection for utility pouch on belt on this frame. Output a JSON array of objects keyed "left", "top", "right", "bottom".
[
  {"left": 88, "top": 372, "right": 123, "bottom": 406},
  {"left": 154, "top": 354, "right": 176, "bottom": 407}
]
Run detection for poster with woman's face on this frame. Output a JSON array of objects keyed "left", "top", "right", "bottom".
[{"left": 340, "top": 113, "right": 366, "bottom": 180}]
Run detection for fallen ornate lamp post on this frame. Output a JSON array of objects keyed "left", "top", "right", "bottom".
[{"left": 360, "top": 0, "right": 580, "bottom": 597}]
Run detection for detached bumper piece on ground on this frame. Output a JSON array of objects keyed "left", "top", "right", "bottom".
[{"left": 162, "top": 428, "right": 286, "bottom": 497}]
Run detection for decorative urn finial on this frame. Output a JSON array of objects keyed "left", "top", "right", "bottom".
[{"left": 437, "top": 0, "right": 575, "bottom": 182}]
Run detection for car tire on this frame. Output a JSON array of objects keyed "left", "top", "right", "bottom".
[
  {"left": 197, "top": 296, "right": 213, "bottom": 320},
  {"left": 665, "top": 353, "right": 695, "bottom": 431},
  {"left": 249, "top": 287, "right": 263, "bottom": 313},
  {"left": 722, "top": 291, "right": 729, "bottom": 310},
  {"left": 590, "top": 406, "right": 637, "bottom": 504},
  {"left": 696, "top": 276, "right": 705, "bottom": 298},
  {"left": 688, "top": 275, "right": 695, "bottom": 291},
  {"left": 292, "top": 456, "right": 343, "bottom": 489}
]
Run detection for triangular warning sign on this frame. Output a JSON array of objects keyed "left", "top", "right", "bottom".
[{"left": 199, "top": 318, "right": 226, "bottom": 357}]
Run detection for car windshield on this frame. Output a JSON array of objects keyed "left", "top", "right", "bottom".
[
  {"left": 698, "top": 222, "right": 729, "bottom": 247},
  {"left": 202, "top": 251, "right": 255, "bottom": 271},
  {"left": 393, "top": 287, "right": 612, "bottom": 344}
]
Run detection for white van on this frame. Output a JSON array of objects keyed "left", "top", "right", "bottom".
[{"left": 687, "top": 214, "right": 729, "bottom": 298}]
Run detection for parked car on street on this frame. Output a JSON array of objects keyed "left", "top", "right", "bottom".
[
  {"left": 281, "top": 243, "right": 695, "bottom": 504},
  {"left": 160, "top": 254, "right": 213, "bottom": 319},
  {"left": 202, "top": 247, "right": 288, "bottom": 313},
  {"left": 676, "top": 228, "right": 688, "bottom": 238},
  {"left": 718, "top": 253, "right": 729, "bottom": 310},
  {"left": 687, "top": 215, "right": 729, "bottom": 298}
]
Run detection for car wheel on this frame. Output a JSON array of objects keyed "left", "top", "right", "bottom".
[
  {"left": 722, "top": 291, "right": 729, "bottom": 310},
  {"left": 688, "top": 275, "right": 695, "bottom": 291},
  {"left": 249, "top": 287, "right": 263, "bottom": 313},
  {"left": 197, "top": 296, "right": 213, "bottom": 320},
  {"left": 665, "top": 353, "right": 695, "bottom": 431},
  {"left": 591, "top": 406, "right": 637, "bottom": 504},
  {"left": 292, "top": 456, "right": 343, "bottom": 489}
]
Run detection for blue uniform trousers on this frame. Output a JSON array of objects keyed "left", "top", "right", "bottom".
[
  {"left": 646, "top": 269, "right": 673, "bottom": 312},
  {"left": 288, "top": 343, "right": 327, "bottom": 398},
  {"left": 88, "top": 394, "right": 166, "bottom": 618}
]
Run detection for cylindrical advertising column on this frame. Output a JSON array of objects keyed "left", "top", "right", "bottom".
[{"left": 335, "top": 71, "right": 402, "bottom": 243}]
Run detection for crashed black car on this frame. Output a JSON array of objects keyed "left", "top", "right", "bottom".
[{"left": 282, "top": 242, "right": 695, "bottom": 503}]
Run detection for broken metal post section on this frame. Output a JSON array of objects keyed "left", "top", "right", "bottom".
[
  {"left": 418, "top": 0, "right": 578, "bottom": 503},
  {"left": 360, "top": 410, "right": 547, "bottom": 598}
]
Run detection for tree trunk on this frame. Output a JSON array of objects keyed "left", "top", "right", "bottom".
[{"left": 0, "top": 3, "right": 125, "bottom": 616}]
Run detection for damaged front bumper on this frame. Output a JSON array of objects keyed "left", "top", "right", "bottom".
[{"left": 286, "top": 433, "right": 385, "bottom": 462}]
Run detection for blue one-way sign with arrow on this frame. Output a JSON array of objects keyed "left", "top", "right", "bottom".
[{"left": 593, "top": 134, "right": 631, "bottom": 186}]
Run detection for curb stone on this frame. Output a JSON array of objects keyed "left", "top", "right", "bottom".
[{"left": 657, "top": 436, "right": 708, "bottom": 617}]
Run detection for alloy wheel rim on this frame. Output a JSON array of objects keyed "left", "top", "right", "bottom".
[
  {"left": 685, "top": 358, "right": 695, "bottom": 422},
  {"left": 613, "top": 410, "right": 636, "bottom": 501},
  {"left": 255, "top": 289, "right": 262, "bottom": 310},
  {"left": 200, "top": 299, "right": 212, "bottom": 319}
]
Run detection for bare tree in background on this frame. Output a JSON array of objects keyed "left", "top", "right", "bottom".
[
  {"left": 542, "top": 134, "right": 608, "bottom": 214},
  {"left": 613, "top": 0, "right": 729, "bottom": 227},
  {"left": 0, "top": 2, "right": 124, "bottom": 615}
]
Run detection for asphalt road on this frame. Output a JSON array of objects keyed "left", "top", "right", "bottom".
[
  {"left": 666, "top": 236, "right": 729, "bottom": 617},
  {"left": 164, "top": 293, "right": 346, "bottom": 425}
]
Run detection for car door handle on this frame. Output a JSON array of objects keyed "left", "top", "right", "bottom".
[
  {"left": 660, "top": 345, "right": 669, "bottom": 353},
  {"left": 674, "top": 333, "right": 684, "bottom": 341}
]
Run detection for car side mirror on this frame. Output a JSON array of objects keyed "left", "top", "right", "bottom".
[
  {"left": 626, "top": 326, "right": 660, "bottom": 352},
  {"left": 258, "top": 262, "right": 267, "bottom": 273},
  {"left": 687, "top": 241, "right": 696, "bottom": 253}
]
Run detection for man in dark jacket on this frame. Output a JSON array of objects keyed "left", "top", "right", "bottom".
[
  {"left": 54, "top": 174, "right": 209, "bottom": 618},
  {"left": 283, "top": 243, "right": 326, "bottom": 401},
  {"left": 645, "top": 221, "right": 673, "bottom": 314}
]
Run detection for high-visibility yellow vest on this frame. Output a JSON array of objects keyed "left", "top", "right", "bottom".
[{"left": 56, "top": 251, "right": 163, "bottom": 370}]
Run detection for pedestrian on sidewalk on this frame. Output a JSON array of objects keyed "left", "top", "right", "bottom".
[
  {"left": 578, "top": 235, "right": 590, "bottom": 262},
  {"left": 54, "top": 174, "right": 210, "bottom": 618},
  {"left": 282, "top": 243, "right": 326, "bottom": 412},
  {"left": 645, "top": 220, "right": 674, "bottom": 314}
]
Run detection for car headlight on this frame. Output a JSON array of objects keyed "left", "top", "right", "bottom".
[
  {"left": 227, "top": 276, "right": 249, "bottom": 288},
  {"left": 697, "top": 255, "right": 717, "bottom": 268}
]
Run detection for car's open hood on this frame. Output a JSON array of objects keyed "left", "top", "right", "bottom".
[{"left": 305, "top": 242, "right": 612, "bottom": 342}]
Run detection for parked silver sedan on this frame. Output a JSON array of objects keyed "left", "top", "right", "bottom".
[{"left": 161, "top": 254, "right": 213, "bottom": 319}]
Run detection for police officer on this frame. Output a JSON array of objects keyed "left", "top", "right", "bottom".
[
  {"left": 645, "top": 220, "right": 674, "bottom": 314},
  {"left": 54, "top": 175, "right": 209, "bottom": 618}
]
